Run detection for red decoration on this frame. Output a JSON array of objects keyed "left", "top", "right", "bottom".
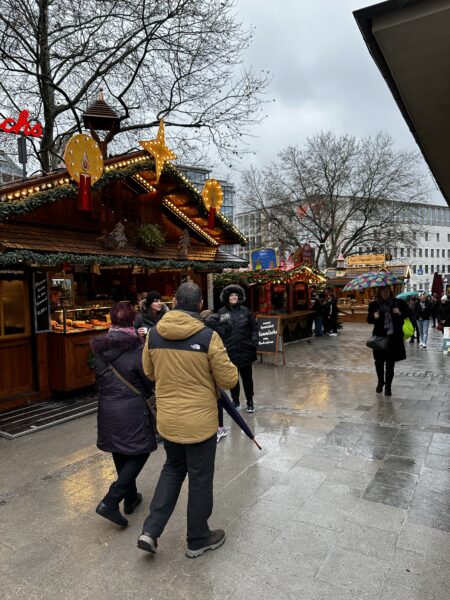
[
  {"left": 78, "top": 172, "right": 92, "bottom": 211},
  {"left": 0, "top": 110, "right": 42, "bottom": 137},
  {"left": 207, "top": 206, "right": 216, "bottom": 229}
]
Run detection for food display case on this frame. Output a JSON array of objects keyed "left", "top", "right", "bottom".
[
  {"left": 48, "top": 304, "right": 111, "bottom": 392},
  {"left": 50, "top": 305, "right": 111, "bottom": 334}
]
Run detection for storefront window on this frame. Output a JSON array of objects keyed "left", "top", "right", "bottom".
[{"left": 0, "top": 280, "right": 28, "bottom": 336}]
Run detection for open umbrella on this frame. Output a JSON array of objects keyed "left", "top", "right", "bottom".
[
  {"left": 396, "top": 291, "right": 418, "bottom": 300},
  {"left": 342, "top": 271, "right": 403, "bottom": 292},
  {"left": 218, "top": 389, "right": 262, "bottom": 450}
]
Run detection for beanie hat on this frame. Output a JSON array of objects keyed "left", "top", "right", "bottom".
[
  {"left": 441, "top": 295, "right": 448, "bottom": 302},
  {"left": 146, "top": 290, "right": 162, "bottom": 306}
]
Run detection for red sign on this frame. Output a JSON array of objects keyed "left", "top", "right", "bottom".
[{"left": 0, "top": 110, "right": 43, "bottom": 138}]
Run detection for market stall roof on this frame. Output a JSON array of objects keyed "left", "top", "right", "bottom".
[
  {"left": 0, "top": 222, "right": 245, "bottom": 270},
  {"left": 326, "top": 263, "right": 411, "bottom": 287},
  {"left": 354, "top": 0, "right": 450, "bottom": 205},
  {"left": 216, "top": 264, "right": 327, "bottom": 287},
  {"left": 0, "top": 150, "right": 246, "bottom": 246}
]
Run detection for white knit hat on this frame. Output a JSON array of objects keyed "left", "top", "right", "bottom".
[{"left": 441, "top": 295, "right": 448, "bottom": 302}]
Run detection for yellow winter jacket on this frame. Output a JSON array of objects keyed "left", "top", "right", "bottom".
[{"left": 142, "top": 310, "right": 238, "bottom": 444}]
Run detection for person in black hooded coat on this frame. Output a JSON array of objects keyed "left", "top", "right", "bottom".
[
  {"left": 217, "top": 284, "right": 258, "bottom": 413},
  {"left": 91, "top": 302, "right": 157, "bottom": 528}
]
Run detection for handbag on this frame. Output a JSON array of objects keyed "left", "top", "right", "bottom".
[
  {"left": 366, "top": 335, "right": 389, "bottom": 351},
  {"left": 437, "top": 321, "right": 444, "bottom": 332},
  {"left": 402, "top": 317, "right": 414, "bottom": 340},
  {"left": 107, "top": 363, "right": 157, "bottom": 429}
]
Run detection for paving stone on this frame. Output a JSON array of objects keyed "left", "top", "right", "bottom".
[
  {"left": 380, "top": 455, "right": 423, "bottom": 475},
  {"left": 338, "top": 522, "right": 398, "bottom": 560},
  {"left": 363, "top": 482, "right": 413, "bottom": 510},
  {"left": 350, "top": 499, "right": 406, "bottom": 533},
  {"left": 372, "top": 469, "right": 419, "bottom": 491},
  {"left": 396, "top": 520, "right": 450, "bottom": 562}
]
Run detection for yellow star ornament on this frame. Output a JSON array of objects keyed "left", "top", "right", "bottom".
[{"left": 139, "top": 119, "right": 177, "bottom": 183}]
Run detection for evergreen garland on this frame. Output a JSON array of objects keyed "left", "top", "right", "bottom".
[{"left": 0, "top": 249, "right": 242, "bottom": 271}]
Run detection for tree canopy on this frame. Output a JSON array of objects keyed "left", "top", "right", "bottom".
[
  {"left": 242, "top": 131, "right": 427, "bottom": 268},
  {"left": 0, "top": 0, "right": 270, "bottom": 172}
]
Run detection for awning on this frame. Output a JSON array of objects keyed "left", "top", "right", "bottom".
[{"left": 354, "top": 0, "right": 450, "bottom": 205}]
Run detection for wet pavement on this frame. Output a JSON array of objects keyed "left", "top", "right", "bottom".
[{"left": 1, "top": 322, "right": 449, "bottom": 599}]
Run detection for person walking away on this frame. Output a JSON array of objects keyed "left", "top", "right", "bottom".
[
  {"left": 328, "top": 294, "right": 339, "bottom": 336},
  {"left": 217, "top": 285, "right": 259, "bottom": 413},
  {"left": 312, "top": 294, "right": 325, "bottom": 336},
  {"left": 91, "top": 302, "right": 157, "bottom": 527},
  {"left": 414, "top": 293, "right": 432, "bottom": 348},
  {"left": 134, "top": 290, "right": 168, "bottom": 337},
  {"left": 138, "top": 283, "right": 238, "bottom": 558},
  {"left": 430, "top": 293, "right": 439, "bottom": 327},
  {"left": 407, "top": 296, "right": 419, "bottom": 344},
  {"left": 437, "top": 295, "right": 450, "bottom": 332},
  {"left": 367, "top": 287, "right": 408, "bottom": 396}
]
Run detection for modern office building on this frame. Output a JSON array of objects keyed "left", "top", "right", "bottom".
[
  {"left": 234, "top": 200, "right": 450, "bottom": 291},
  {"left": 0, "top": 150, "right": 22, "bottom": 184}
]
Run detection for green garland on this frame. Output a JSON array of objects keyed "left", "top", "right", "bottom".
[
  {"left": 0, "top": 156, "right": 246, "bottom": 243},
  {"left": 0, "top": 249, "right": 243, "bottom": 271}
]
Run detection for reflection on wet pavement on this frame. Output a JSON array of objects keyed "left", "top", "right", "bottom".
[{"left": 0, "top": 323, "right": 449, "bottom": 599}]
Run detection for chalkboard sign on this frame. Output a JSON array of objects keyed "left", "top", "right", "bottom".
[
  {"left": 32, "top": 272, "right": 51, "bottom": 333},
  {"left": 256, "top": 315, "right": 285, "bottom": 366}
]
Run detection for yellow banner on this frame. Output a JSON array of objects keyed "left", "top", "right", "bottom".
[{"left": 347, "top": 254, "right": 385, "bottom": 266}]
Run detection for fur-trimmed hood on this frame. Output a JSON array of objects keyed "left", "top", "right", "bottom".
[
  {"left": 220, "top": 284, "right": 246, "bottom": 305},
  {"left": 90, "top": 330, "right": 144, "bottom": 363}
]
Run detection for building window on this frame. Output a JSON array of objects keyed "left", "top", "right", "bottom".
[
  {"left": 419, "top": 248, "right": 423, "bottom": 258},
  {"left": 430, "top": 249, "right": 434, "bottom": 257},
  {"left": 448, "top": 233, "right": 450, "bottom": 243},
  {"left": 413, "top": 248, "right": 416, "bottom": 258},
  {"left": 425, "top": 232, "right": 428, "bottom": 241},
  {"left": 413, "top": 265, "right": 417, "bottom": 274},
  {"left": 400, "top": 248, "right": 404, "bottom": 257},
  {"left": 425, "top": 249, "right": 428, "bottom": 257},
  {"left": 437, "top": 233, "right": 440, "bottom": 242},
  {"left": 425, "top": 265, "right": 429, "bottom": 274},
  {"left": 413, "top": 284, "right": 417, "bottom": 291},
  {"left": 431, "top": 265, "right": 434, "bottom": 274},
  {"left": 436, "top": 249, "right": 440, "bottom": 258},
  {"left": 407, "top": 247, "right": 411, "bottom": 258},
  {"left": 448, "top": 249, "right": 450, "bottom": 258}
]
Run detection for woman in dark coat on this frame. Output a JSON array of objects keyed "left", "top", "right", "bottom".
[
  {"left": 217, "top": 284, "right": 259, "bottom": 413},
  {"left": 414, "top": 293, "right": 432, "bottom": 348},
  {"left": 134, "top": 290, "right": 168, "bottom": 337},
  {"left": 437, "top": 295, "right": 450, "bottom": 330},
  {"left": 367, "top": 286, "right": 408, "bottom": 396},
  {"left": 91, "top": 302, "right": 157, "bottom": 527}
]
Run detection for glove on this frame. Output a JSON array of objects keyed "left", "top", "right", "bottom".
[{"left": 219, "top": 313, "right": 231, "bottom": 322}]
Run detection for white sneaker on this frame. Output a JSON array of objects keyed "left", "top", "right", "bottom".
[
  {"left": 422, "top": 344, "right": 427, "bottom": 348},
  {"left": 217, "top": 427, "right": 227, "bottom": 443}
]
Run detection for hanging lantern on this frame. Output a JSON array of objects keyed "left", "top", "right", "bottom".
[
  {"left": 64, "top": 133, "right": 103, "bottom": 212},
  {"left": 201, "top": 179, "right": 223, "bottom": 230}
]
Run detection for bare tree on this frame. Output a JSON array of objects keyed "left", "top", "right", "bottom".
[
  {"left": 0, "top": 0, "right": 270, "bottom": 172},
  {"left": 242, "top": 132, "right": 427, "bottom": 268}
]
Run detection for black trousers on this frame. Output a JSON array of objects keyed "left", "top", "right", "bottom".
[
  {"left": 142, "top": 435, "right": 217, "bottom": 549},
  {"left": 102, "top": 452, "right": 149, "bottom": 509},
  {"left": 230, "top": 364, "right": 254, "bottom": 404}
]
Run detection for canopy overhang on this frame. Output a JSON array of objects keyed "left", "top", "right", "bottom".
[{"left": 354, "top": 0, "right": 450, "bottom": 205}]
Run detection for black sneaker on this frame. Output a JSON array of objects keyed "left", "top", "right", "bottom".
[
  {"left": 124, "top": 492, "right": 142, "bottom": 515},
  {"left": 233, "top": 401, "right": 241, "bottom": 410},
  {"left": 185, "top": 529, "right": 226, "bottom": 558},
  {"left": 137, "top": 532, "right": 158, "bottom": 554},
  {"left": 96, "top": 502, "right": 128, "bottom": 527},
  {"left": 246, "top": 401, "right": 255, "bottom": 413}
]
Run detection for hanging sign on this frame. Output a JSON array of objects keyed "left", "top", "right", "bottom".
[
  {"left": 0, "top": 110, "right": 42, "bottom": 138},
  {"left": 32, "top": 272, "right": 51, "bottom": 333},
  {"left": 251, "top": 248, "right": 277, "bottom": 270}
]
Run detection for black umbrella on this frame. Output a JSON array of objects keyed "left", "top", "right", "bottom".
[{"left": 218, "top": 389, "right": 262, "bottom": 450}]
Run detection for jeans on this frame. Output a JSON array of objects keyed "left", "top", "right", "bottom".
[
  {"left": 417, "top": 319, "right": 429, "bottom": 345},
  {"left": 142, "top": 435, "right": 216, "bottom": 549},
  {"left": 230, "top": 364, "right": 254, "bottom": 405},
  {"left": 102, "top": 452, "right": 150, "bottom": 509},
  {"left": 314, "top": 315, "right": 323, "bottom": 336}
]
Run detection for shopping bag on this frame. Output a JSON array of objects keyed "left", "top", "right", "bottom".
[{"left": 402, "top": 317, "right": 414, "bottom": 340}]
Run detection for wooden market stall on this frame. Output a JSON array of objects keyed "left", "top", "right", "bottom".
[
  {"left": 0, "top": 100, "right": 246, "bottom": 410},
  {"left": 215, "top": 264, "right": 326, "bottom": 343},
  {"left": 325, "top": 255, "right": 410, "bottom": 322}
]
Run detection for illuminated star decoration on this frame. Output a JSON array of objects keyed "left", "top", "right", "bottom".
[{"left": 139, "top": 119, "right": 177, "bottom": 183}]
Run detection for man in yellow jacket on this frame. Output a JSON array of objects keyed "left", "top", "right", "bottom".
[{"left": 138, "top": 282, "right": 238, "bottom": 558}]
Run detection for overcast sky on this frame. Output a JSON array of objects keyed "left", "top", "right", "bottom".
[{"left": 226, "top": 0, "right": 444, "bottom": 204}]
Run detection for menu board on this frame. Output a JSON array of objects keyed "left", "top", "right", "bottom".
[
  {"left": 32, "top": 272, "right": 51, "bottom": 333},
  {"left": 257, "top": 316, "right": 280, "bottom": 354}
]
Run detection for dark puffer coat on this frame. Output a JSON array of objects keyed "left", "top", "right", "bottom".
[
  {"left": 91, "top": 331, "right": 157, "bottom": 455},
  {"left": 367, "top": 298, "right": 408, "bottom": 363},
  {"left": 217, "top": 285, "right": 259, "bottom": 368},
  {"left": 134, "top": 304, "right": 168, "bottom": 332}
]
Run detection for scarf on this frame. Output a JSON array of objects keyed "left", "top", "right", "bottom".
[
  {"left": 378, "top": 298, "right": 394, "bottom": 335},
  {"left": 109, "top": 325, "right": 138, "bottom": 336}
]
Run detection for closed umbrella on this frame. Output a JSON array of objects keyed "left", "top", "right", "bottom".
[
  {"left": 431, "top": 272, "right": 444, "bottom": 297},
  {"left": 343, "top": 271, "right": 403, "bottom": 292},
  {"left": 218, "top": 389, "right": 262, "bottom": 450}
]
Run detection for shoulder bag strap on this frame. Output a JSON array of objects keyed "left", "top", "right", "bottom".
[{"left": 107, "top": 363, "right": 142, "bottom": 396}]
